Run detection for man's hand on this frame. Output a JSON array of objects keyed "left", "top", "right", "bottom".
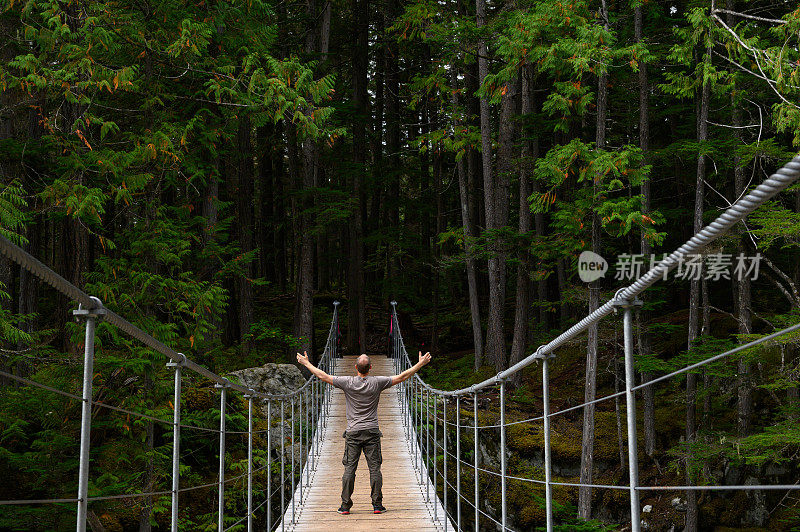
[
  {"left": 392, "top": 351, "right": 432, "bottom": 386},
  {"left": 297, "top": 351, "right": 334, "bottom": 384},
  {"left": 296, "top": 351, "right": 310, "bottom": 367},
  {"left": 418, "top": 351, "right": 432, "bottom": 367}
]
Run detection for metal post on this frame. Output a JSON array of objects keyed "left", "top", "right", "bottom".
[
  {"left": 443, "top": 396, "right": 448, "bottom": 532},
  {"left": 433, "top": 393, "right": 438, "bottom": 522},
  {"left": 500, "top": 380, "right": 507, "bottom": 531},
  {"left": 167, "top": 355, "right": 184, "bottom": 532},
  {"left": 543, "top": 358, "right": 553, "bottom": 532},
  {"left": 280, "top": 400, "right": 285, "bottom": 532},
  {"left": 413, "top": 379, "right": 418, "bottom": 472},
  {"left": 418, "top": 383, "right": 423, "bottom": 479},
  {"left": 246, "top": 395, "right": 254, "bottom": 532},
  {"left": 305, "top": 390, "right": 310, "bottom": 487},
  {"left": 298, "top": 394, "right": 303, "bottom": 504},
  {"left": 333, "top": 301, "right": 340, "bottom": 360},
  {"left": 425, "top": 387, "right": 430, "bottom": 503},
  {"left": 74, "top": 300, "right": 104, "bottom": 532},
  {"left": 400, "top": 381, "right": 410, "bottom": 440},
  {"left": 473, "top": 391, "right": 479, "bottom": 531},
  {"left": 291, "top": 398, "right": 295, "bottom": 524},
  {"left": 311, "top": 380, "right": 316, "bottom": 469},
  {"left": 267, "top": 401, "right": 272, "bottom": 532},
  {"left": 216, "top": 382, "right": 228, "bottom": 531},
  {"left": 418, "top": 382, "right": 423, "bottom": 478},
  {"left": 455, "top": 396, "right": 461, "bottom": 531},
  {"left": 623, "top": 305, "right": 642, "bottom": 532}
]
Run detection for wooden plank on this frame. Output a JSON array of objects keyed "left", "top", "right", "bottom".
[{"left": 277, "top": 356, "right": 453, "bottom": 532}]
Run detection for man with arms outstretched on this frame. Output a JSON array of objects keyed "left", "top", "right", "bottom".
[{"left": 296, "top": 350, "right": 432, "bottom": 515}]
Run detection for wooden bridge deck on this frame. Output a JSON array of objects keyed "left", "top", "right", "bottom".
[{"left": 279, "top": 355, "right": 450, "bottom": 531}]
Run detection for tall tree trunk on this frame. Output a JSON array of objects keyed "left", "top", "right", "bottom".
[
  {"left": 385, "top": 0, "right": 401, "bottom": 299},
  {"left": 488, "top": 79, "right": 515, "bottom": 372},
  {"left": 320, "top": 0, "right": 332, "bottom": 60},
  {"left": 685, "top": 47, "right": 711, "bottom": 532},
  {"left": 727, "top": 0, "right": 753, "bottom": 437},
  {"left": 579, "top": 4, "right": 608, "bottom": 516},
  {"left": 635, "top": 1, "right": 656, "bottom": 458},
  {"left": 476, "top": 0, "right": 505, "bottom": 370},
  {"left": 451, "top": 63, "right": 484, "bottom": 368},
  {"left": 258, "top": 126, "right": 274, "bottom": 284},
  {"left": 298, "top": 139, "right": 316, "bottom": 360},
  {"left": 347, "top": 0, "right": 368, "bottom": 354},
  {"left": 274, "top": 129, "right": 288, "bottom": 292},
  {"left": 510, "top": 65, "right": 534, "bottom": 380},
  {"left": 296, "top": 0, "right": 326, "bottom": 360},
  {"left": 431, "top": 148, "right": 444, "bottom": 352}
]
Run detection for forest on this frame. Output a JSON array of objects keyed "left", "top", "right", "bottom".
[{"left": 1, "top": 0, "right": 800, "bottom": 529}]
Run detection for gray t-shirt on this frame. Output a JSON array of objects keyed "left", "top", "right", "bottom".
[{"left": 331, "top": 375, "right": 393, "bottom": 433}]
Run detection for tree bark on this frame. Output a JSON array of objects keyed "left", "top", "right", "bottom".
[
  {"left": 320, "top": 0, "right": 332, "bottom": 60},
  {"left": 510, "top": 66, "right": 535, "bottom": 381},
  {"left": 347, "top": 0, "right": 368, "bottom": 354},
  {"left": 298, "top": 138, "right": 316, "bottom": 359},
  {"left": 451, "top": 62, "right": 484, "bottom": 369},
  {"left": 476, "top": 0, "right": 506, "bottom": 371},
  {"left": 727, "top": 0, "right": 753, "bottom": 438},
  {"left": 578, "top": 7, "right": 608, "bottom": 512},
  {"left": 273, "top": 131, "right": 288, "bottom": 292},
  {"left": 685, "top": 47, "right": 711, "bottom": 532},
  {"left": 635, "top": 1, "right": 656, "bottom": 458}
]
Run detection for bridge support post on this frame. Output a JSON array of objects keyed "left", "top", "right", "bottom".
[
  {"left": 216, "top": 381, "right": 229, "bottom": 531},
  {"left": 414, "top": 379, "right": 419, "bottom": 473},
  {"left": 500, "top": 379, "right": 507, "bottom": 531},
  {"left": 455, "top": 395, "right": 461, "bottom": 531},
  {"left": 280, "top": 400, "right": 285, "bottom": 532},
  {"left": 74, "top": 298, "right": 105, "bottom": 532},
  {"left": 333, "top": 301, "right": 340, "bottom": 358},
  {"left": 245, "top": 394, "right": 254, "bottom": 532},
  {"left": 442, "top": 396, "right": 448, "bottom": 532},
  {"left": 291, "top": 399, "right": 296, "bottom": 524},
  {"left": 433, "top": 393, "right": 438, "bottom": 522},
  {"left": 311, "top": 377, "right": 320, "bottom": 471},
  {"left": 305, "top": 389, "right": 310, "bottom": 488},
  {"left": 425, "top": 387, "right": 430, "bottom": 503},
  {"left": 542, "top": 352, "right": 554, "bottom": 532},
  {"left": 266, "top": 400, "right": 272, "bottom": 531},
  {"left": 616, "top": 298, "right": 643, "bottom": 532},
  {"left": 299, "top": 392, "right": 303, "bottom": 504},
  {"left": 473, "top": 390, "right": 479, "bottom": 530},
  {"left": 167, "top": 353, "right": 186, "bottom": 532}
]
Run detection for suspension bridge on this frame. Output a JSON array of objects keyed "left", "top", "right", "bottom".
[{"left": 1, "top": 154, "right": 800, "bottom": 531}]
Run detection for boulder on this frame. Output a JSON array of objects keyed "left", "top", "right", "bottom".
[{"left": 228, "top": 363, "right": 307, "bottom": 397}]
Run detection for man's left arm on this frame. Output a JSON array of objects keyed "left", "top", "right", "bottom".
[
  {"left": 390, "top": 351, "right": 432, "bottom": 386},
  {"left": 296, "top": 351, "right": 334, "bottom": 385}
]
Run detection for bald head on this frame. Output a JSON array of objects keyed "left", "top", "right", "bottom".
[{"left": 356, "top": 354, "right": 371, "bottom": 375}]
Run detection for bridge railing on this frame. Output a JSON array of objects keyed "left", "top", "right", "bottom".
[
  {"left": 0, "top": 234, "right": 339, "bottom": 532},
  {"left": 390, "top": 153, "right": 800, "bottom": 532}
]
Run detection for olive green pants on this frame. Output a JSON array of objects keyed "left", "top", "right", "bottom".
[{"left": 341, "top": 429, "right": 383, "bottom": 509}]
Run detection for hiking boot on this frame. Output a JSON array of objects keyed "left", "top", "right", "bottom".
[
  {"left": 373, "top": 505, "right": 386, "bottom": 514},
  {"left": 337, "top": 506, "right": 350, "bottom": 515}
]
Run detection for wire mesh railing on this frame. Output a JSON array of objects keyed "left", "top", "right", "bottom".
[
  {"left": 389, "top": 152, "right": 800, "bottom": 532},
  {"left": 0, "top": 234, "right": 339, "bottom": 531}
]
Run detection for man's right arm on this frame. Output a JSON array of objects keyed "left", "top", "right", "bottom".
[
  {"left": 296, "top": 351, "right": 334, "bottom": 385},
  {"left": 390, "top": 351, "right": 432, "bottom": 386}
]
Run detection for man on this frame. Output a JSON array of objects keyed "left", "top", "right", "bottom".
[{"left": 296, "top": 350, "right": 432, "bottom": 515}]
